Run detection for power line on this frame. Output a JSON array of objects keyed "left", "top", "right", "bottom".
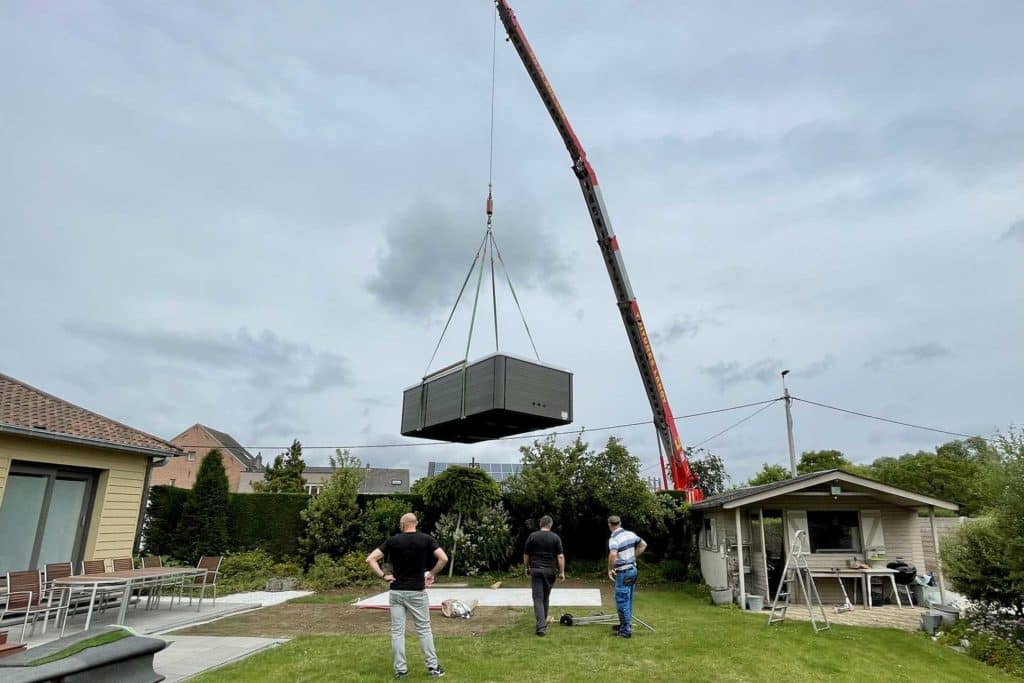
[
  {"left": 169, "top": 397, "right": 783, "bottom": 452},
  {"left": 692, "top": 400, "right": 781, "bottom": 447},
  {"left": 790, "top": 396, "right": 984, "bottom": 440}
]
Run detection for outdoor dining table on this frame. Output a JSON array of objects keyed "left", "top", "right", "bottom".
[{"left": 51, "top": 567, "right": 209, "bottom": 630}]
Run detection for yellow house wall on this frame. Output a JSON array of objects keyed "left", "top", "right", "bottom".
[{"left": 0, "top": 434, "right": 149, "bottom": 561}]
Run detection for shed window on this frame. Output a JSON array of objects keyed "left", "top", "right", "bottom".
[
  {"left": 701, "top": 518, "right": 717, "bottom": 549},
  {"left": 807, "top": 511, "right": 861, "bottom": 552}
]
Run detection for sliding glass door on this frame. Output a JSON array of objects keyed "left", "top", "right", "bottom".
[{"left": 0, "top": 463, "right": 97, "bottom": 573}]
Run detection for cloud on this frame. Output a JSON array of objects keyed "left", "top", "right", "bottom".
[
  {"left": 652, "top": 311, "right": 724, "bottom": 344},
  {"left": 1001, "top": 219, "right": 1024, "bottom": 243},
  {"left": 865, "top": 344, "right": 952, "bottom": 371},
  {"left": 700, "top": 358, "right": 781, "bottom": 388},
  {"left": 367, "top": 199, "right": 573, "bottom": 316},
  {"left": 65, "top": 322, "right": 351, "bottom": 393}
]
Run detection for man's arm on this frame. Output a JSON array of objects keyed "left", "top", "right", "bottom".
[
  {"left": 366, "top": 548, "right": 394, "bottom": 584},
  {"left": 635, "top": 539, "right": 648, "bottom": 558},
  {"left": 523, "top": 554, "right": 531, "bottom": 576},
  {"left": 424, "top": 547, "right": 448, "bottom": 587},
  {"left": 607, "top": 550, "right": 618, "bottom": 581},
  {"left": 557, "top": 553, "right": 566, "bottom": 581}
]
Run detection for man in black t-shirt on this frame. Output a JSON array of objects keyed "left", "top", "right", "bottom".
[
  {"left": 367, "top": 513, "right": 448, "bottom": 678},
  {"left": 523, "top": 515, "right": 565, "bottom": 636}
]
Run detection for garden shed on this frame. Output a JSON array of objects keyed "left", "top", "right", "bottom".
[{"left": 691, "top": 469, "right": 959, "bottom": 609}]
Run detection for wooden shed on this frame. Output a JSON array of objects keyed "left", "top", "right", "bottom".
[{"left": 691, "top": 469, "right": 959, "bottom": 610}]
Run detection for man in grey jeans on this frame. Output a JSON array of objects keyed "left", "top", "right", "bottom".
[{"left": 367, "top": 513, "right": 448, "bottom": 679}]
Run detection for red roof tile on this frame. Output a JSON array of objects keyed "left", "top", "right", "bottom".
[{"left": 0, "top": 372, "right": 181, "bottom": 456}]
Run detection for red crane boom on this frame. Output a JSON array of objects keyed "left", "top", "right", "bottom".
[{"left": 495, "top": 1, "right": 702, "bottom": 502}]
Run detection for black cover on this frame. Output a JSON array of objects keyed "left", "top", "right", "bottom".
[{"left": 886, "top": 559, "right": 917, "bottom": 584}]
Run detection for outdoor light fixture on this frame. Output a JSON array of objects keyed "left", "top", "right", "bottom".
[{"left": 830, "top": 483, "right": 842, "bottom": 499}]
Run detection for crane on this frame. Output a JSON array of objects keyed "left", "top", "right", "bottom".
[{"left": 495, "top": 1, "right": 703, "bottom": 502}]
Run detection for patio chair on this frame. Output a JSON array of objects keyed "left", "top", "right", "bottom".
[
  {"left": 78, "top": 559, "right": 123, "bottom": 615},
  {"left": 141, "top": 556, "right": 162, "bottom": 568},
  {"left": 112, "top": 557, "right": 134, "bottom": 572},
  {"left": 44, "top": 562, "right": 94, "bottom": 620},
  {"left": 1, "top": 570, "right": 70, "bottom": 641},
  {"left": 82, "top": 559, "right": 108, "bottom": 575},
  {"left": 177, "top": 556, "right": 223, "bottom": 606}
]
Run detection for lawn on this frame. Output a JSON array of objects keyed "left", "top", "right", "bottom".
[{"left": 191, "top": 584, "right": 1011, "bottom": 683}]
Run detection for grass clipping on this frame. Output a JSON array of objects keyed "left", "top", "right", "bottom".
[{"left": 26, "top": 629, "right": 131, "bottom": 666}]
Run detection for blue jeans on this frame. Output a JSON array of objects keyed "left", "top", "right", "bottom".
[
  {"left": 389, "top": 590, "right": 438, "bottom": 674},
  {"left": 614, "top": 566, "right": 637, "bottom": 635}
]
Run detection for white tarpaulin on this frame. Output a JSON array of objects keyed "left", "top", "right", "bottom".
[{"left": 355, "top": 587, "right": 602, "bottom": 609}]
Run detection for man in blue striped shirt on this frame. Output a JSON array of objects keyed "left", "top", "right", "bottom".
[{"left": 607, "top": 515, "right": 647, "bottom": 639}]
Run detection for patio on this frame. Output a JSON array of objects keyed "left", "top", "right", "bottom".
[
  {"left": 781, "top": 604, "right": 928, "bottom": 632},
  {"left": 6, "top": 591, "right": 308, "bottom": 682}
]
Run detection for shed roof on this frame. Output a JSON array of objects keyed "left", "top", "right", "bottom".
[
  {"left": 0, "top": 371, "right": 182, "bottom": 457},
  {"left": 692, "top": 468, "right": 958, "bottom": 511}
]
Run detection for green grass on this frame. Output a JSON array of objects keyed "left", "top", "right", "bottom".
[
  {"left": 26, "top": 629, "right": 130, "bottom": 666},
  {"left": 286, "top": 592, "right": 357, "bottom": 605},
  {"left": 192, "top": 585, "right": 1011, "bottom": 682}
]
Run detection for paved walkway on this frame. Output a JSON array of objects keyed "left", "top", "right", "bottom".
[
  {"left": 156, "top": 635, "right": 286, "bottom": 682},
  {"left": 783, "top": 605, "right": 927, "bottom": 631}
]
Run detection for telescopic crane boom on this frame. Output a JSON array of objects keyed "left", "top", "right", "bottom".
[{"left": 496, "top": 1, "right": 702, "bottom": 502}]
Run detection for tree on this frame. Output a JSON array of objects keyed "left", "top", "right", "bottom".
[
  {"left": 504, "top": 435, "right": 660, "bottom": 560},
  {"left": 410, "top": 476, "right": 433, "bottom": 497},
  {"left": 747, "top": 462, "right": 790, "bottom": 487},
  {"left": 300, "top": 450, "right": 365, "bottom": 560},
  {"left": 252, "top": 439, "right": 307, "bottom": 493},
  {"left": 870, "top": 437, "right": 1000, "bottom": 516},
  {"left": 424, "top": 466, "right": 501, "bottom": 576},
  {"left": 174, "top": 449, "right": 230, "bottom": 562},
  {"left": 797, "top": 449, "right": 850, "bottom": 474},
  {"left": 688, "top": 452, "right": 730, "bottom": 497}
]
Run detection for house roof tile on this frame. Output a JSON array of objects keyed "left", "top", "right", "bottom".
[{"left": 0, "top": 371, "right": 182, "bottom": 456}]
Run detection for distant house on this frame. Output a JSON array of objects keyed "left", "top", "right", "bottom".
[
  {"left": 153, "top": 424, "right": 261, "bottom": 493},
  {"left": 691, "top": 469, "right": 958, "bottom": 609},
  {"left": 238, "top": 465, "right": 410, "bottom": 495},
  {"left": 0, "top": 371, "right": 182, "bottom": 573}
]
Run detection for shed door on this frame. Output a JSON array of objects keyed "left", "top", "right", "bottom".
[{"left": 784, "top": 510, "right": 808, "bottom": 552}]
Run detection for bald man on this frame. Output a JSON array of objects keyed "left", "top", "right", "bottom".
[{"left": 368, "top": 513, "right": 448, "bottom": 679}]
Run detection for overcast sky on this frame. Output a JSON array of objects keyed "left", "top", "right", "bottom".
[{"left": 2, "top": 1, "right": 1022, "bottom": 486}]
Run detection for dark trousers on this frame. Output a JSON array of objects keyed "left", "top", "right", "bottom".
[{"left": 530, "top": 569, "right": 554, "bottom": 633}]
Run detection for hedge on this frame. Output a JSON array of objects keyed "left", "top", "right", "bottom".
[
  {"left": 229, "top": 493, "right": 308, "bottom": 559},
  {"left": 143, "top": 486, "right": 308, "bottom": 560}
]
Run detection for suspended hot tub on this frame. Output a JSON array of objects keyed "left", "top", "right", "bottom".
[{"left": 401, "top": 353, "right": 573, "bottom": 443}]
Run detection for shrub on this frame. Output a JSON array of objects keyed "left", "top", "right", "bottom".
[
  {"left": 435, "top": 503, "right": 512, "bottom": 575},
  {"left": 174, "top": 450, "right": 230, "bottom": 563},
  {"left": 942, "top": 518, "right": 1021, "bottom": 613},
  {"left": 940, "top": 607, "right": 1024, "bottom": 678},
  {"left": 300, "top": 454, "right": 365, "bottom": 560},
  {"left": 358, "top": 497, "right": 410, "bottom": 553},
  {"left": 142, "top": 486, "right": 188, "bottom": 556},
  {"left": 301, "top": 553, "right": 376, "bottom": 591}
]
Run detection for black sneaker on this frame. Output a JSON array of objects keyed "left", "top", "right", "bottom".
[
  {"left": 536, "top": 630, "right": 546, "bottom": 637},
  {"left": 428, "top": 666, "right": 446, "bottom": 678},
  {"left": 395, "top": 672, "right": 408, "bottom": 679},
  {"left": 611, "top": 624, "right": 621, "bottom": 633}
]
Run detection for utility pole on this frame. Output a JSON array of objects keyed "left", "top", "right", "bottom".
[{"left": 781, "top": 370, "right": 797, "bottom": 478}]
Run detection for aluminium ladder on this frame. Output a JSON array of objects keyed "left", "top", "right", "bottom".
[{"left": 768, "top": 529, "right": 830, "bottom": 633}]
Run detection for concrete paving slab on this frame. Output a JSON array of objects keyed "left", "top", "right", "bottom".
[{"left": 156, "top": 635, "right": 285, "bottom": 682}]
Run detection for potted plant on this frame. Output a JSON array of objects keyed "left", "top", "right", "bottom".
[
  {"left": 866, "top": 546, "right": 887, "bottom": 568},
  {"left": 710, "top": 586, "right": 733, "bottom": 605}
]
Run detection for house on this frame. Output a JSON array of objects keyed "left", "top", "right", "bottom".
[
  {"left": 691, "top": 469, "right": 958, "bottom": 609},
  {"left": 238, "top": 465, "right": 410, "bottom": 495},
  {"left": 154, "top": 424, "right": 262, "bottom": 493},
  {"left": 0, "top": 372, "right": 182, "bottom": 573}
]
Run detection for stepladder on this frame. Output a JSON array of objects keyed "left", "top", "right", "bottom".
[{"left": 768, "top": 529, "right": 830, "bottom": 633}]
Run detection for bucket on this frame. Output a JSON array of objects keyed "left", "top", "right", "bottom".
[
  {"left": 930, "top": 604, "right": 959, "bottom": 626},
  {"left": 746, "top": 594, "right": 764, "bottom": 611},
  {"left": 711, "top": 588, "right": 733, "bottom": 605},
  {"left": 920, "top": 614, "right": 943, "bottom": 635}
]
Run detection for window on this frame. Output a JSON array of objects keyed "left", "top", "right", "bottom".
[
  {"left": 807, "top": 511, "right": 861, "bottom": 552},
  {"left": 701, "top": 518, "right": 717, "bottom": 549},
  {"left": 304, "top": 484, "right": 324, "bottom": 496},
  {"left": 187, "top": 451, "right": 196, "bottom": 462},
  {"left": 390, "top": 479, "right": 403, "bottom": 486}
]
